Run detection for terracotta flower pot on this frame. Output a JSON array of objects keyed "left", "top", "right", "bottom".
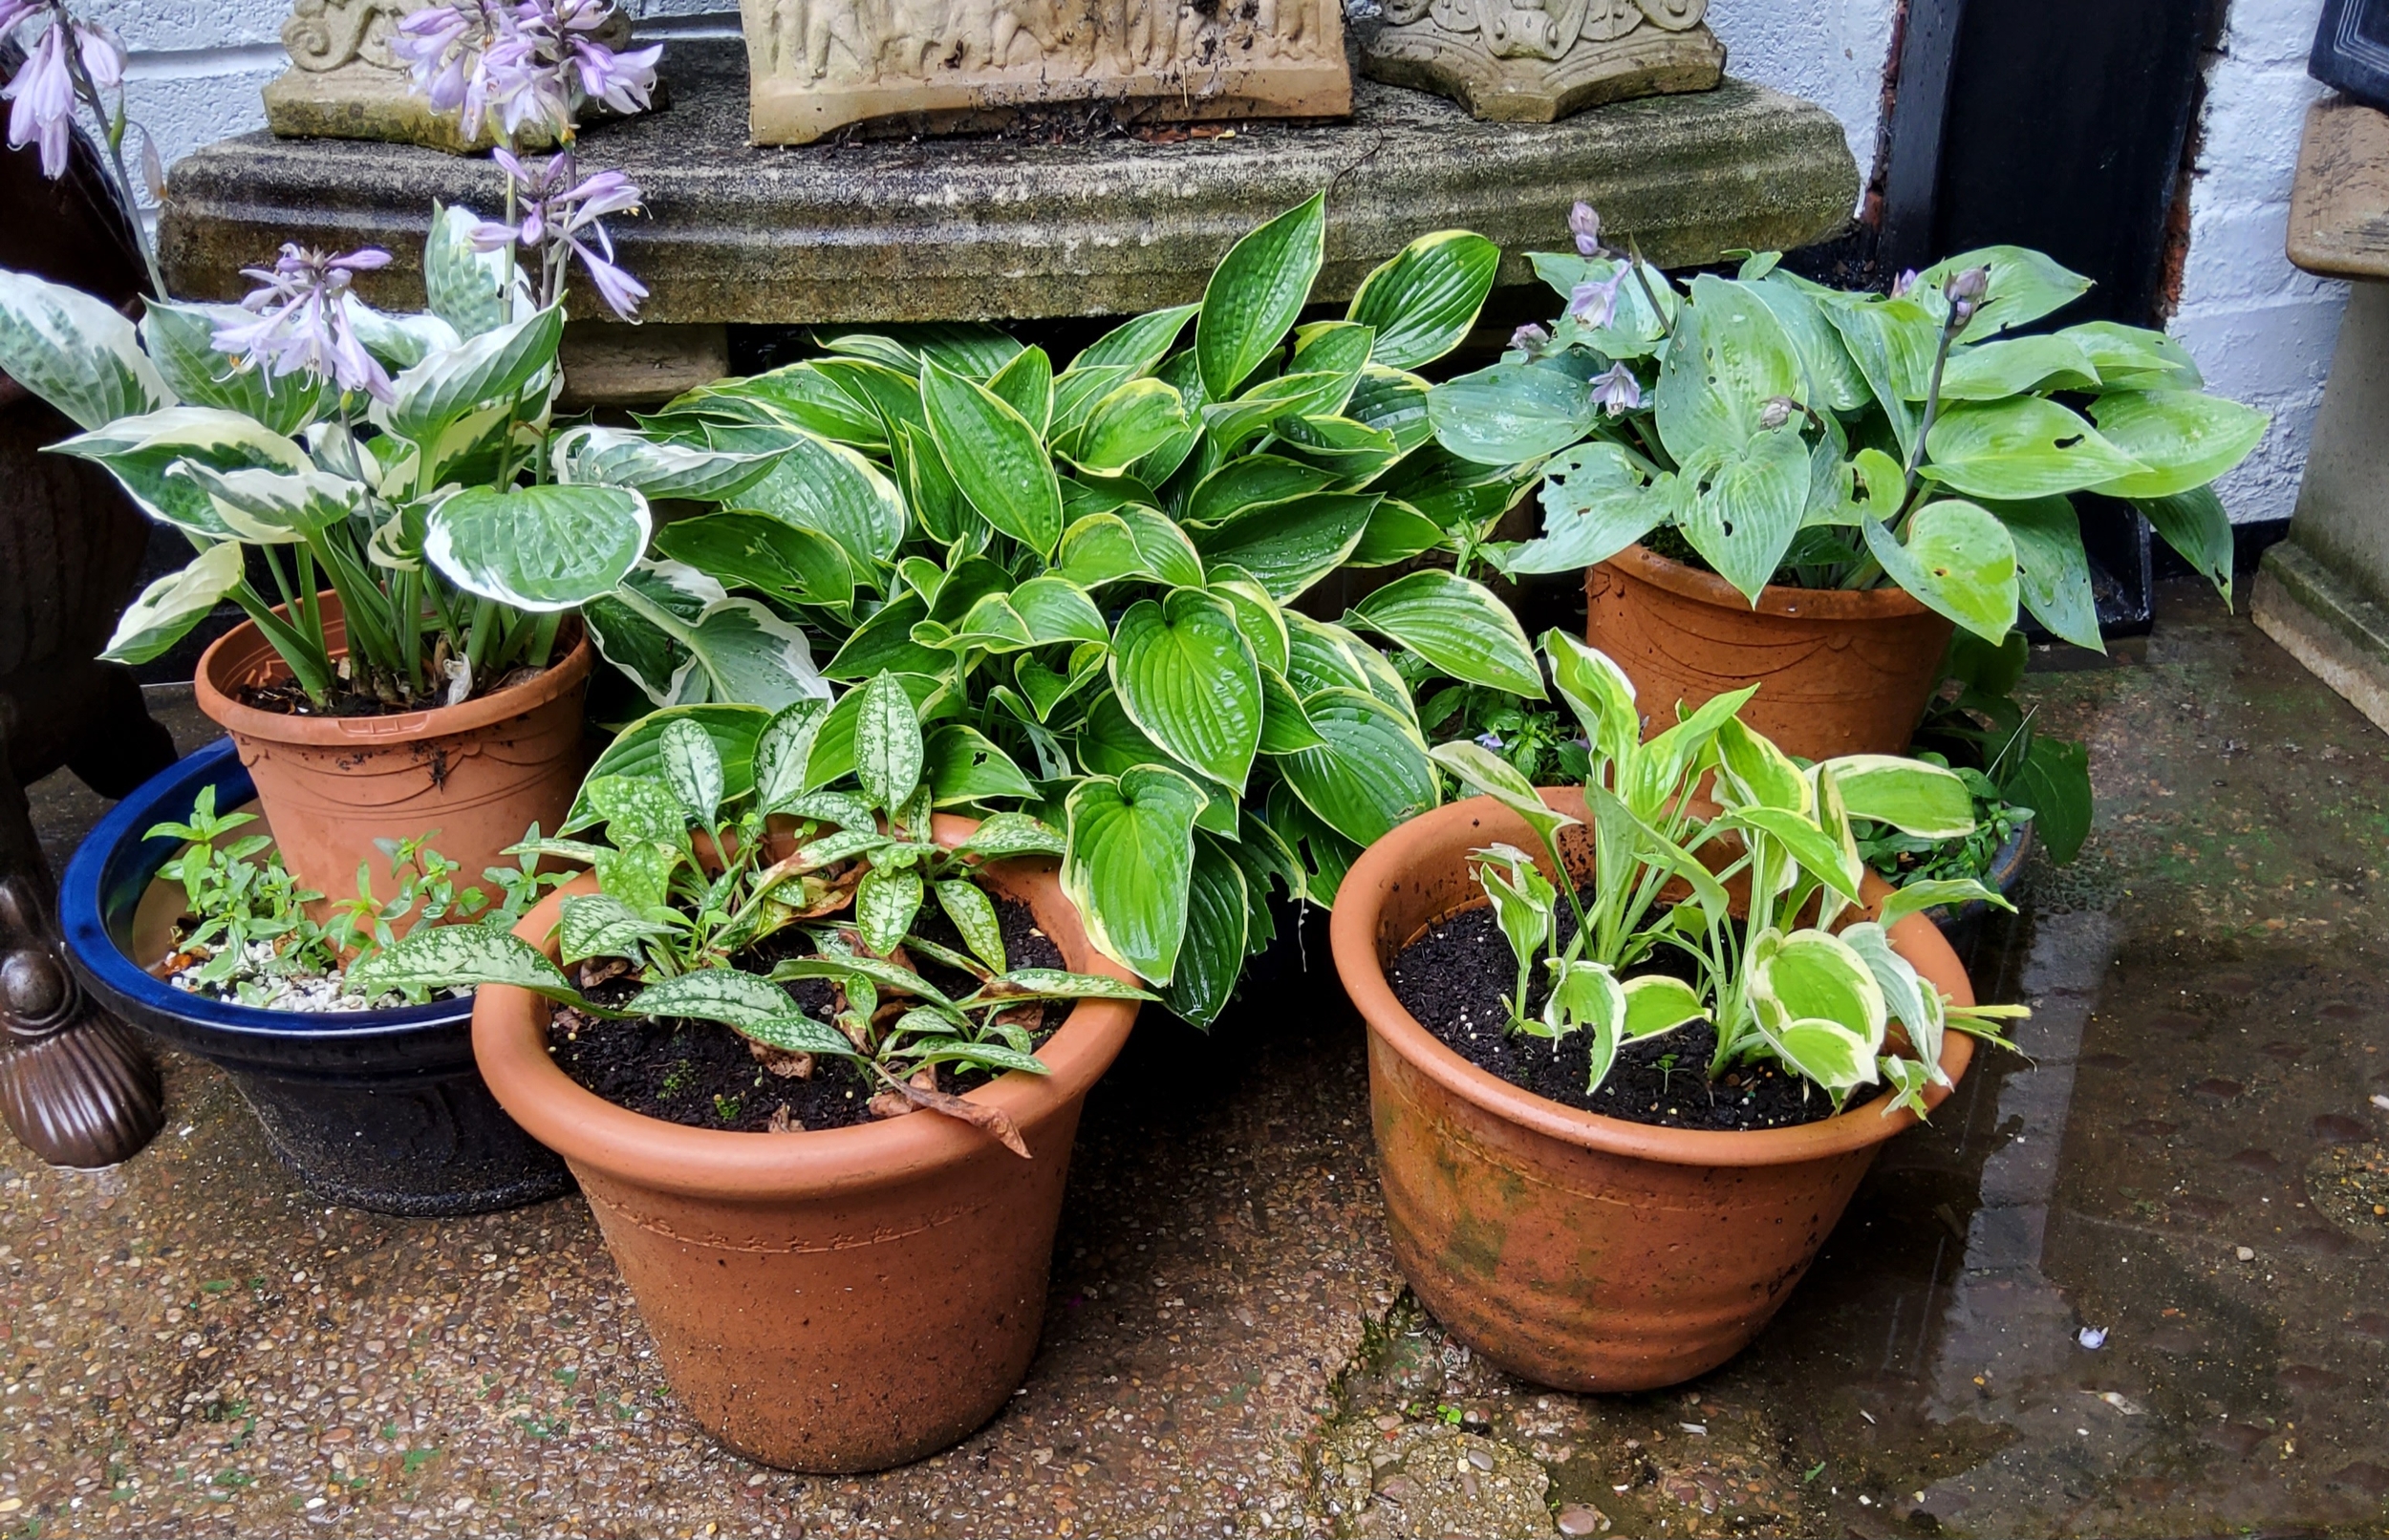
[
  {"left": 193, "top": 594, "right": 593, "bottom": 915},
  {"left": 1330, "top": 788, "right": 1975, "bottom": 1392},
  {"left": 1585, "top": 545, "right": 1955, "bottom": 760},
  {"left": 471, "top": 819, "right": 1141, "bottom": 1472}
]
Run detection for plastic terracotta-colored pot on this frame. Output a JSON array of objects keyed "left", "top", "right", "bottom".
[
  {"left": 1331, "top": 788, "right": 1975, "bottom": 1393},
  {"left": 472, "top": 819, "right": 1141, "bottom": 1472},
  {"left": 59, "top": 739, "right": 570, "bottom": 1216},
  {"left": 192, "top": 593, "right": 592, "bottom": 913},
  {"left": 1585, "top": 544, "right": 1955, "bottom": 760}
]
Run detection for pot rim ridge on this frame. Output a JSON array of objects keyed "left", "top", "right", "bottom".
[{"left": 1603, "top": 542, "right": 1936, "bottom": 624}]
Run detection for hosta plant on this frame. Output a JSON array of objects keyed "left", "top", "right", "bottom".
[
  {"left": 1431, "top": 633, "right": 2026, "bottom": 1116},
  {"left": 572, "top": 195, "right": 1539, "bottom": 1022},
  {"left": 352, "top": 673, "right": 1154, "bottom": 1153},
  {"left": 1435, "top": 205, "right": 2266, "bottom": 655}
]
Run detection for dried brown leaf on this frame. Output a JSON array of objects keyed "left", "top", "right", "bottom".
[
  {"left": 879, "top": 1076, "right": 1030, "bottom": 1158},
  {"left": 746, "top": 1039, "right": 813, "bottom": 1080}
]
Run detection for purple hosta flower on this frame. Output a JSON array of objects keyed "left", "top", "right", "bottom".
[
  {"left": 1591, "top": 362, "right": 1642, "bottom": 418},
  {"left": 1569, "top": 267, "right": 1627, "bottom": 331},
  {"left": 392, "top": 1, "right": 491, "bottom": 115},
  {"left": 1474, "top": 731, "right": 1505, "bottom": 752},
  {"left": 1568, "top": 201, "right": 1604, "bottom": 258},
  {"left": 212, "top": 245, "right": 397, "bottom": 403},
  {"left": 534, "top": 0, "right": 659, "bottom": 116},
  {"left": 396, "top": 0, "right": 656, "bottom": 143},
  {"left": 471, "top": 150, "right": 648, "bottom": 317},
  {"left": 1, "top": 9, "right": 118, "bottom": 181},
  {"left": 1889, "top": 268, "right": 1920, "bottom": 300},
  {"left": 1509, "top": 322, "right": 1551, "bottom": 357}
]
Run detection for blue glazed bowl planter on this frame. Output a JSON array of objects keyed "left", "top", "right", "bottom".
[{"left": 59, "top": 738, "right": 571, "bottom": 1217}]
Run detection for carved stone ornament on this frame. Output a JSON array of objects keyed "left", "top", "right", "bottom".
[
  {"left": 1359, "top": 0, "right": 1724, "bottom": 123},
  {"left": 737, "top": 0, "right": 1351, "bottom": 144}
]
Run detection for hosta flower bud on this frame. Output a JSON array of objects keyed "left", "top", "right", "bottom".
[
  {"left": 1510, "top": 322, "right": 1551, "bottom": 356},
  {"left": 1568, "top": 202, "right": 1603, "bottom": 258},
  {"left": 1758, "top": 396, "right": 1795, "bottom": 431}
]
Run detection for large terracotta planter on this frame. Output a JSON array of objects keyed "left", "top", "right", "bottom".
[
  {"left": 472, "top": 819, "right": 1140, "bottom": 1472},
  {"left": 193, "top": 595, "right": 593, "bottom": 913},
  {"left": 1331, "top": 788, "right": 1975, "bottom": 1392},
  {"left": 1586, "top": 545, "right": 1954, "bottom": 760}
]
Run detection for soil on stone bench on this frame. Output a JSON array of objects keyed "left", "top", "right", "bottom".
[
  {"left": 547, "top": 893, "right": 1070, "bottom": 1134},
  {"left": 1387, "top": 890, "right": 1839, "bottom": 1133}
]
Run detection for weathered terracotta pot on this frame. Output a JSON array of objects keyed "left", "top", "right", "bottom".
[
  {"left": 1585, "top": 544, "right": 1955, "bottom": 760},
  {"left": 1331, "top": 788, "right": 1974, "bottom": 1392},
  {"left": 193, "top": 594, "right": 592, "bottom": 915},
  {"left": 472, "top": 820, "right": 1141, "bottom": 1471}
]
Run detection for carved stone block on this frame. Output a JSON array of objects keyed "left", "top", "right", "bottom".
[
  {"left": 1359, "top": 0, "right": 1723, "bottom": 124},
  {"left": 736, "top": 0, "right": 1351, "bottom": 145}
]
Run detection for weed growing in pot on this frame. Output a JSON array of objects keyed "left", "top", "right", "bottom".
[
  {"left": 353, "top": 673, "right": 1155, "bottom": 1152},
  {"left": 1431, "top": 633, "right": 2027, "bottom": 1118}
]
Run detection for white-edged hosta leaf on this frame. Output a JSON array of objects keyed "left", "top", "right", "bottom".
[
  {"left": 0, "top": 266, "right": 169, "bottom": 430},
  {"left": 1875, "top": 877, "right": 2006, "bottom": 931},
  {"left": 53, "top": 406, "right": 312, "bottom": 539},
  {"left": 1543, "top": 959, "right": 1625, "bottom": 1091},
  {"left": 1430, "top": 741, "right": 1575, "bottom": 845},
  {"left": 554, "top": 423, "right": 784, "bottom": 502},
  {"left": 98, "top": 542, "right": 246, "bottom": 665},
  {"left": 139, "top": 299, "right": 322, "bottom": 435},
  {"left": 387, "top": 305, "right": 562, "bottom": 442},
  {"left": 426, "top": 482, "right": 652, "bottom": 611},
  {"left": 170, "top": 460, "right": 361, "bottom": 544},
  {"left": 1836, "top": 920, "right": 1946, "bottom": 1085},
  {"left": 1752, "top": 929, "right": 1886, "bottom": 1057},
  {"left": 1621, "top": 973, "right": 1707, "bottom": 1038},
  {"left": 1817, "top": 753, "right": 1975, "bottom": 838},
  {"left": 424, "top": 201, "right": 519, "bottom": 337}
]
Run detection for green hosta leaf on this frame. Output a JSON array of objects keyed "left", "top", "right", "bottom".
[
  {"left": 1183, "top": 454, "right": 1341, "bottom": 525},
  {"left": 1258, "top": 669, "right": 1327, "bottom": 753},
  {"left": 423, "top": 201, "right": 517, "bottom": 337},
  {"left": 1009, "top": 574, "right": 1110, "bottom": 648},
  {"left": 2133, "top": 484, "right": 2233, "bottom": 607},
  {"left": 1345, "top": 366, "right": 1434, "bottom": 454},
  {"left": 1346, "top": 230, "right": 1499, "bottom": 370},
  {"left": 1160, "top": 833, "right": 1251, "bottom": 1027},
  {"left": 1347, "top": 501, "right": 1449, "bottom": 567},
  {"left": 387, "top": 305, "right": 561, "bottom": 442},
  {"left": 1076, "top": 304, "right": 1197, "bottom": 374},
  {"left": 1498, "top": 441, "right": 1672, "bottom": 576},
  {"left": 854, "top": 671, "right": 926, "bottom": 808},
  {"left": 818, "top": 322, "right": 1022, "bottom": 379},
  {"left": 1206, "top": 567, "right": 1290, "bottom": 676},
  {"left": 1280, "top": 689, "right": 1438, "bottom": 845},
  {"left": 2059, "top": 320, "right": 2201, "bottom": 387},
  {"left": 823, "top": 593, "right": 948, "bottom": 682},
  {"left": 1920, "top": 246, "right": 2092, "bottom": 342},
  {"left": 1188, "top": 493, "right": 1377, "bottom": 599},
  {"left": 753, "top": 698, "right": 829, "bottom": 812},
  {"left": 659, "top": 717, "right": 725, "bottom": 826},
  {"left": 1065, "top": 765, "right": 1205, "bottom": 983},
  {"left": 1677, "top": 429, "right": 1811, "bottom": 601},
  {"left": 653, "top": 510, "right": 855, "bottom": 614},
  {"left": 1859, "top": 500, "right": 2019, "bottom": 644},
  {"left": 0, "top": 266, "right": 170, "bottom": 431},
  {"left": 1263, "top": 781, "right": 1360, "bottom": 907},
  {"left": 1068, "top": 378, "right": 1187, "bottom": 473},
  {"left": 1200, "top": 371, "right": 1356, "bottom": 453},
  {"left": 1430, "top": 740, "right": 1575, "bottom": 845},
  {"left": 347, "top": 922, "right": 581, "bottom": 1004},
  {"left": 2085, "top": 390, "right": 2268, "bottom": 501},
  {"left": 1428, "top": 362, "right": 1595, "bottom": 465},
  {"left": 2009, "top": 734, "right": 2091, "bottom": 864},
  {"left": 1622, "top": 974, "right": 1707, "bottom": 1039},
  {"left": 926, "top": 724, "right": 1036, "bottom": 805},
  {"left": 1922, "top": 397, "right": 2146, "bottom": 500},
  {"left": 934, "top": 879, "right": 1006, "bottom": 972},
  {"left": 985, "top": 345, "right": 1053, "bottom": 436},
  {"left": 554, "top": 423, "right": 783, "bottom": 503},
  {"left": 558, "top": 893, "right": 675, "bottom": 966},
  {"left": 1268, "top": 414, "right": 1400, "bottom": 482},
  {"left": 139, "top": 300, "right": 323, "bottom": 436},
  {"left": 565, "top": 704, "right": 768, "bottom": 831},
  {"left": 670, "top": 361, "right": 887, "bottom": 445},
  {"left": 426, "top": 483, "right": 652, "bottom": 611},
  {"left": 1110, "top": 589, "right": 1264, "bottom": 791},
  {"left": 1347, "top": 570, "right": 1541, "bottom": 697},
  {"left": 53, "top": 406, "right": 311, "bottom": 539},
  {"left": 956, "top": 811, "right": 1068, "bottom": 860},
  {"left": 630, "top": 968, "right": 799, "bottom": 1029},
  {"left": 1197, "top": 193, "right": 1324, "bottom": 399},
  {"left": 98, "top": 542, "right": 246, "bottom": 665},
  {"left": 921, "top": 358, "right": 1064, "bottom": 554},
  {"left": 740, "top": 429, "right": 909, "bottom": 572},
  {"left": 1653, "top": 276, "right": 1805, "bottom": 462},
  {"left": 1815, "top": 753, "right": 1974, "bottom": 837},
  {"left": 1875, "top": 879, "right": 2005, "bottom": 932},
  {"left": 854, "top": 865, "right": 925, "bottom": 954},
  {"left": 1991, "top": 495, "right": 2103, "bottom": 651},
  {"left": 1931, "top": 333, "right": 2098, "bottom": 400}
]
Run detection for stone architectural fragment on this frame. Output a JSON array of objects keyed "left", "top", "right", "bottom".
[
  {"left": 735, "top": 0, "right": 1350, "bottom": 143},
  {"left": 1359, "top": 0, "right": 1722, "bottom": 123}
]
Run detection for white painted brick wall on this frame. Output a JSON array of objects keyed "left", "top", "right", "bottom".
[{"left": 1707, "top": 0, "right": 1899, "bottom": 207}]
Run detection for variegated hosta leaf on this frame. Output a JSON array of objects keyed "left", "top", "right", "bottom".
[
  {"left": 1836, "top": 920, "right": 1949, "bottom": 1088},
  {"left": 1875, "top": 877, "right": 2005, "bottom": 931},
  {"left": 346, "top": 302, "right": 463, "bottom": 372},
  {"left": 1621, "top": 974, "right": 1707, "bottom": 1039},
  {"left": 1542, "top": 629, "right": 1638, "bottom": 771},
  {"left": 99, "top": 543, "right": 246, "bottom": 665},
  {"left": 1751, "top": 928, "right": 1887, "bottom": 1078},
  {"left": 1542, "top": 958, "right": 1625, "bottom": 1091},
  {"left": 1471, "top": 843, "right": 1554, "bottom": 976},
  {"left": 1429, "top": 741, "right": 1576, "bottom": 847},
  {"left": 553, "top": 422, "right": 786, "bottom": 502},
  {"left": 425, "top": 482, "right": 653, "bottom": 612},
  {"left": 139, "top": 299, "right": 324, "bottom": 436},
  {"left": 1711, "top": 717, "right": 1811, "bottom": 814},
  {"left": 585, "top": 558, "right": 723, "bottom": 707},
  {"left": 170, "top": 460, "right": 364, "bottom": 545},
  {"left": 0, "top": 266, "right": 170, "bottom": 431},
  {"left": 1876, "top": 1054, "right": 1937, "bottom": 1118},
  {"left": 386, "top": 305, "right": 562, "bottom": 443},
  {"left": 423, "top": 201, "right": 521, "bottom": 339},
  {"left": 53, "top": 407, "right": 312, "bottom": 540},
  {"left": 1814, "top": 754, "right": 1976, "bottom": 839}
]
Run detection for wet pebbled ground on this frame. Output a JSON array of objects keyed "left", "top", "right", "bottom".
[{"left": 4, "top": 581, "right": 2386, "bottom": 1538}]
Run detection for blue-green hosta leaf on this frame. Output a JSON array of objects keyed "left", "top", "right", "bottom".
[
  {"left": 1989, "top": 495, "right": 2102, "bottom": 651},
  {"left": 1496, "top": 440, "right": 1673, "bottom": 576},
  {"left": 423, "top": 201, "right": 520, "bottom": 337},
  {"left": 1188, "top": 492, "right": 1376, "bottom": 600},
  {"left": 922, "top": 358, "right": 1064, "bottom": 555},
  {"left": 386, "top": 305, "right": 562, "bottom": 442},
  {"left": 1816, "top": 293, "right": 1941, "bottom": 454},
  {"left": 853, "top": 670, "right": 926, "bottom": 808},
  {"left": 1065, "top": 765, "right": 1206, "bottom": 984},
  {"left": 1281, "top": 689, "right": 1438, "bottom": 845},
  {"left": 426, "top": 482, "right": 652, "bottom": 611},
  {"left": 554, "top": 423, "right": 784, "bottom": 502},
  {"left": 1109, "top": 589, "right": 1263, "bottom": 792},
  {"left": 558, "top": 893, "right": 675, "bottom": 966},
  {"left": 1918, "top": 246, "right": 2093, "bottom": 343},
  {"left": 1814, "top": 753, "right": 1974, "bottom": 838},
  {"left": 98, "top": 542, "right": 247, "bottom": 665},
  {"left": 54, "top": 406, "right": 311, "bottom": 539},
  {"left": 1859, "top": 500, "right": 2019, "bottom": 644},
  {"left": 1922, "top": 397, "right": 2146, "bottom": 501},
  {"left": 1196, "top": 193, "right": 1324, "bottom": 400},
  {"left": 1346, "top": 229, "right": 1499, "bottom": 370},
  {"left": 2085, "top": 390, "right": 2269, "bottom": 501},
  {"left": 1930, "top": 333, "right": 2098, "bottom": 400},
  {"left": 1528, "top": 251, "right": 1674, "bottom": 358},
  {"left": 1677, "top": 428, "right": 1811, "bottom": 602},
  {"left": 1347, "top": 570, "right": 1542, "bottom": 698},
  {"left": 2133, "top": 484, "right": 2233, "bottom": 607},
  {"left": 1652, "top": 275, "right": 1805, "bottom": 464},
  {"left": 1428, "top": 361, "right": 1595, "bottom": 465},
  {"left": 0, "top": 266, "right": 169, "bottom": 430},
  {"left": 138, "top": 299, "right": 323, "bottom": 436},
  {"left": 926, "top": 724, "right": 1036, "bottom": 805},
  {"left": 347, "top": 922, "right": 580, "bottom": 1004},
  {"left": 1750, "top": 273, "right": 1871, "bottom": 412},
  {"left": 1160, "top": 833, "right": 1250, "bottom": 1027}
]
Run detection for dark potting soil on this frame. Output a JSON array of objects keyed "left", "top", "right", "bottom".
[
  {"left": 546, "top": 893, "right": 1068, "bottom": 1134},
  {"left": 1387, "top": 890, "right": 1840, "bottom": 1132},
  {"left": 233, "top": 663, "right": 550, "bottom": 717}
]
